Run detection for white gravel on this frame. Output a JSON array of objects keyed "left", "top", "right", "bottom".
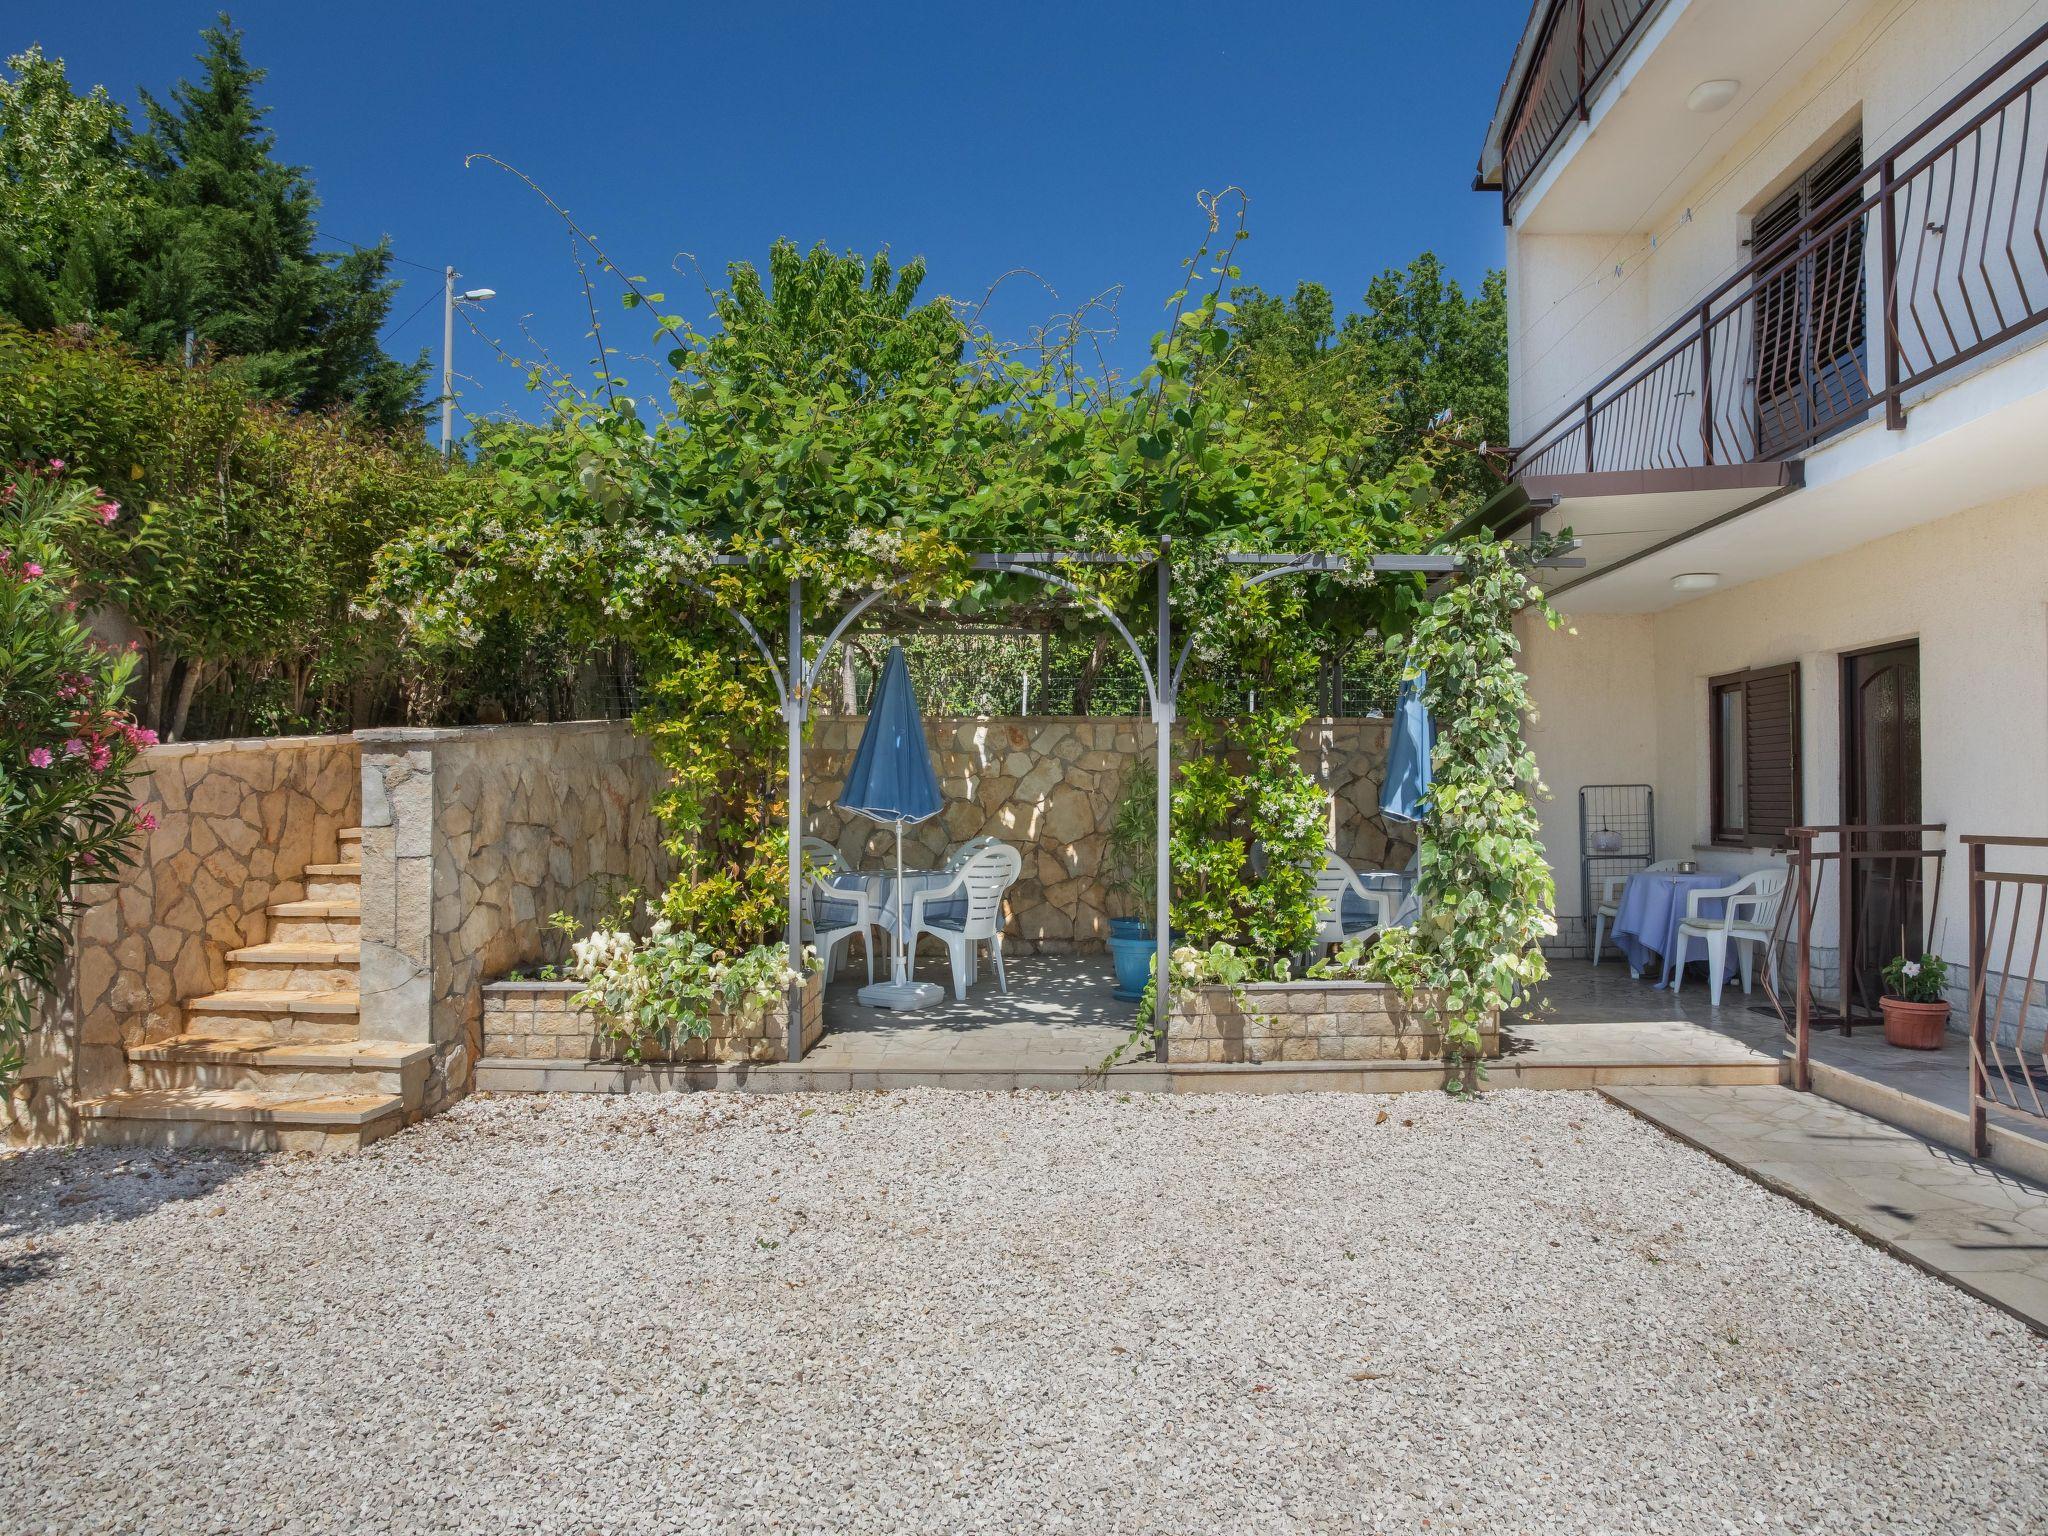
[{"left": 3, "top": 1088, "right": 2045, "bottom": 1535}]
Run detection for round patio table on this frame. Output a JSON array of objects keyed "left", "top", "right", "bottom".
[
  {"left": 828, "top": 868, "right": 955, "bottom": 937},
  {"left": 1608, "top": 869, "right": 1740, "bottom": 989}
]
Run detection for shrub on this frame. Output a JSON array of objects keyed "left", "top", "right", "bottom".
[{"left": 0, "top": 463, "right": 152, "bottom": 1083}]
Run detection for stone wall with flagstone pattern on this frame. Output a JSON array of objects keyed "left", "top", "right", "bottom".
[
  {"left": 355, "top": 721, "right": 676, "bottom": 1115},
  {"left": 6, "top": 735, "right": 360, "bottom": 1145},
  {"left": 804, "top": 716, "right": 1406, "bottom": 956}
]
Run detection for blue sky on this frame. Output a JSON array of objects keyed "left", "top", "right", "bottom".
[{"left": 12, "top": 1, "right": 1525, "bottom": 447}]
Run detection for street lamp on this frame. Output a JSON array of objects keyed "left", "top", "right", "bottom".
[{"left": 440, "top": 267, "right": 496, "bottom": 459}]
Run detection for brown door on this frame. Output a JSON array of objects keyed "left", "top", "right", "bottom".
[{"left": 1841, "top": 642, "right": 1922, "bottom": 1010}]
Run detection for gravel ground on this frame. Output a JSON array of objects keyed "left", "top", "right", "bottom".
[{"left": 3, "top": 1089, "right": 2045, "bottom": 1536}]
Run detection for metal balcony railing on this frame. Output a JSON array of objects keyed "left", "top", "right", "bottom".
[
  {"left": 1513, "top": 23, "right": 2048, "bottom": 480},
  {"left": 1500, "top": 0, "right": 1662, "bottom": 211}
]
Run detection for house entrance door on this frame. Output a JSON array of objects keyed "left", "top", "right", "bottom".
[{"left": 1841, "top": 641, "right": 1922, "bottom": 1011}]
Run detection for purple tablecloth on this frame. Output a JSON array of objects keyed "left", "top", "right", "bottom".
[{"left": 1610, "top": 871, "right": 1738, "bottom": 987}]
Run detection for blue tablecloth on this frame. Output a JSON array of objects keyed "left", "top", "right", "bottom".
[{"left": 1609, "top": 871, "right": 1738, "bottom": 988}]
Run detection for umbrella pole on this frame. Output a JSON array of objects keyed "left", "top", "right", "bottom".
[{"left": 894, "top": 826, "right": 908, "bottom": 983}]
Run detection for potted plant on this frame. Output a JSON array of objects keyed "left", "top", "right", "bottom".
[
  {"left": 1101, "top": 760, "right": 1158, "bottom": 1000},
  {"left": 1879, "top": 951, "right": 1951, "bottom": 1049}
]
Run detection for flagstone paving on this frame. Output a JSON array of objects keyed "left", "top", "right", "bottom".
[{"left": 1607, "top": 1084, "right": 2048, "bottom": 1332}]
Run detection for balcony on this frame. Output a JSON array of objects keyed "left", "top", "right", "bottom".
[
  {"left": 1508, "top": 22, "right": 2048, "bottom": 487},
  {"left": 1489, "top": 0, "right": 1664, "bottom": 214}
]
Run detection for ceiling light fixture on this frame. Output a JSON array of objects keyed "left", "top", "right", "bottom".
[
  {"left": 1687, "top": 79, "right": 1741, "bottom": 113},
  {"left": 1671, "top": 572, "right": 1721, "bottom": 593}
]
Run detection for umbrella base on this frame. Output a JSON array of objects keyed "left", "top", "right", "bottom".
[{"left": 857, "top": 980, "right": 945, "bottom": 1011}]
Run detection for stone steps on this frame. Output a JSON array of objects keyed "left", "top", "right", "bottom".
[
  {"left": 128, "top": 1034, "right": 431, "bottom": 1098},
  {"left": 77, "top": 1087, "right": 404, "bottom": 1154},
  {"left": 224, "top": 941, "right": 360, "bottom": 992},
  {"left": 101, "top": 826, "right": 416, "bottom": 1155},
  {"left": 264, "top": 899, "right": 361, "bottom": 944}
]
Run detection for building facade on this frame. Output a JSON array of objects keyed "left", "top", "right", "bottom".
[{"left": 1472, "top": 0, "right": 2048, "bottom": 994}]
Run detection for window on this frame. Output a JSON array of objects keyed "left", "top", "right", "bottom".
[
  {"left": 1710, "top": 664, "right": 1801, "bottom": 846},
  {"left": 1752, "top": 129, "right": 1869, "bottom": 458}
]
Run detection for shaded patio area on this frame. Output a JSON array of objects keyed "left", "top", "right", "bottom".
[{"left": 813, "top": 954, "right": 1134, "bottom": 1072}]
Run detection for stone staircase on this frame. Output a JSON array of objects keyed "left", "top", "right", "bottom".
[{"left": 76, "top": 827, "right": 429, "bottom": 1153}]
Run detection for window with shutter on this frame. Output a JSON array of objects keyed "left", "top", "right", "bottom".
[
  {"left": 1709, "top": 663, "right": 1802, "bottom": 846},
  {"left": 1752, "top": 130, "right": 1870, "bottom": 457}
]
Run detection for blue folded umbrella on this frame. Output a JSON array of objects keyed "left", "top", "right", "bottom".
[
  {"left": 836, "top": 646, "right": 948, "bottom": 995},
  {"left": 1379, "top": 669, "right": 1434, "bottom": 825}
]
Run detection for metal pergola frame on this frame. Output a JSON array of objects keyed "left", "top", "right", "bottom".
[{"left": 683, "top": 538, "right": 1581, "bottom": 1062}]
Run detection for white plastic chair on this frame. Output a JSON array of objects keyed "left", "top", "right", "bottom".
[
  {"left": 799, "top": 838, "right": 851, "bottom": 946},
  {"left": 1671, "top": 868, "right": 1789, "bottom": 1006},
  {"left": 943, "top": 834, "right": 1002, "bottom": 872},
  {"left": 1313, "top": 851, "right": 1396, "bottom": 949},
  {"left": 906, "top": 843, "right": 1022, "bottom": 1001},
  {"left": 1591, "top": 859, "right": 1688, "bottom": 967},
  {"left": 810, "top": 869, "right": 879, "bottom": 985}
]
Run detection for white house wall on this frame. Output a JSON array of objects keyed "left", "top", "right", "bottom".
[{"left": 1525, "top": 484, "right": 2048, "bottom": 966}]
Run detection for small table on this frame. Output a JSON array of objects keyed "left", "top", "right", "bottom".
[
  {"left": 1609, "top": 870, "right": 1740, "bottom": 989},
  {"left": 828, "top": 868, "right": 953, "bottom": 938}
]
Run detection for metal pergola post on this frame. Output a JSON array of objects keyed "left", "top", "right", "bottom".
[
  {"left": 1153, "top": 537, "right": 1174, "bottom": 1062},
  {"left": 784, "top": 575, "right": 807, "bottom": 1063}
]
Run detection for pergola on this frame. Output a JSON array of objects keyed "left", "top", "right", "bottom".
[{"left": 684, "top": 537, "right": 1579, "bottom": 1062}]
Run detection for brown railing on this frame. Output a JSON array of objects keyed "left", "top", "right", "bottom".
[
  {"left": 1775, "top": 824, "right": 1947, "bottom": 1093},
  {"left": 1964, "top": 835, "right": 2048, "bottom": 1155},
  {"left": 1500, "top": 0, "right": 1661, "bottom": 210},
  {"left": 1514, "top": 24, "right": 2048, "bottom": 479}
]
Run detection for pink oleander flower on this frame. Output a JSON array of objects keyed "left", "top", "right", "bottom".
[
  {"left": 125, "top": 724, "right": 159, "bottom": 747},
  {"left": 47, "top": 458, "right": 65, "bottom": 472},
  {"left": 137, "top": 810, "right": 159, "bottom": 832},
  {"left": 97, "top": 501, "right": 120, "bottom": 524},
  {"left": 22, "top": 561, "right": 42, "bottom": 578},
  {"left": 27, "top": 747, "right": 53, "bottom": 768},
  {"left": 62, "top": 738, "right": 85, "bottom": 757},
  {"left": 90, "top": 745, "right": 111, "bottom": 771},
  {"left": 78, "top": 850, "right": 96, "bottom": 867}
]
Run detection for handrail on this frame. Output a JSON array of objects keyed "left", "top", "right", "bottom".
[
  {"left": 1511, "top": 21, "right": 2048, "bottom": 477},
  {"left": 1965, "top": 835, "right": 2048, "bottom": 1154},
  {"left": 1500, "top": 0, "right": 1663, "bottom": 211}
]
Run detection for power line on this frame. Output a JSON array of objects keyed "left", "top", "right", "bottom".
[
  {"left": 314, "top": 231, "right": 447, "bottom": 275},
  {"left": 383, "top": 285, "right": 443, "bottom": 341}
]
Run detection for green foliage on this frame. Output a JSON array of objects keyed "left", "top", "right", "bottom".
[
  {"left": 0, "top": 21, "right": 426, "bottom": 427},
  {"left": 564, "top": 917, "right": 807, "bottom": 1062},
  {"left": 1102, "top": 758, "right": 1157, "bottom": 919},
  {"left": 1312, "top": 538, "right": 1561, "bottom": 1079},
  {"left": 1232, "top": 253, "right": 1509, "bottom": 514},
  {"left": 0, "top": 322, "right": 524, "bottom": 738},
  {"left": 0, "top": 466, "right": 152, "bottom": 1085},
  {"left": 1882, "top": 952, "right": 1948, "bottom": 1004}
]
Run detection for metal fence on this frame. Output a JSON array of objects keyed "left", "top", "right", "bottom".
[{"left": 1965, "top": 835, "right": 2048, "bottom": 1154}]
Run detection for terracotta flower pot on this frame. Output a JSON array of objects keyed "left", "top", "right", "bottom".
[{"left": 1880, "top": 996, "right": 1950, "bottom": 1050}]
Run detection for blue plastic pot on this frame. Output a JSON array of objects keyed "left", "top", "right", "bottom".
[{"left": 1108, "top": 932, "right": 1154, "bottom": 1000}]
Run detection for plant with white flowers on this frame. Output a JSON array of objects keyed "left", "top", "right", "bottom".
[
  {"left": 1881, "top": 951, "right": 1948, "bottom": 1004},
  {"left": 565, "top": 914, "right": 810, "bottom": 1061}
]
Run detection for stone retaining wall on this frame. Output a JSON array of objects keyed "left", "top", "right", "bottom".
[
  {"left": 481, "top": 973, "right": 824, "bottom": 1064},
  {"left": 806, "top": 716, "right": 1408, "bottom": 957},
  {"left": 6, "top": 735, "right": 359, "bottom": 1146},
  {"left": 356, "top": 721, "right": 676, "bottom": 1114},
  {"left": 1165, "top": 981, "right": 1498, "bottom": 1065}
]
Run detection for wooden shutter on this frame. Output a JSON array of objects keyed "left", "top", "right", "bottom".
[
  {"left": 1753, "top": 130, "right": 1869, "bottom": 457},
  {"left": 1740, "top": 662, "right": 1802, "bottom": 844}
]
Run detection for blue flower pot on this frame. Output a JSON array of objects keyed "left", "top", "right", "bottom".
[{"left": 1108, "top": 932, "right": 1154, "bottom": 1000}]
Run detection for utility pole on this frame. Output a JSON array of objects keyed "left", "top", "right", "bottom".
[
  {"left": 439, "top": 269, "right": 496, "bottom": 460},
  {"left": 440, "top": 265, "right": 456, "bottom": 459}
]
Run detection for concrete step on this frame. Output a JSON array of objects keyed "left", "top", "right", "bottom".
[
  {"left": 302, "top": 863, "right": 362, "bottom": 901},
  {"left": 128, "top": 1033, "right": 429, "bottom": 1099},
  {"left": 338, "top": 827, "right": 362, "bottom": 850},
  {"left": 76, "top": 1087, "right": 404, "bottom": 1154},
  {"left": 225, "top": 942, "right": 359, "bottom": 992},
  {"left": 265, "top": 900, "right": 361, "bottom": 944}
]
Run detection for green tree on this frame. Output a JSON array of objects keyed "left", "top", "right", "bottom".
[
  {"left": 0, "top": 18, "right": 427, "bottom": 429},
  {"left": 1232, "top": 253, "right": 1509, "bottom": 514}
]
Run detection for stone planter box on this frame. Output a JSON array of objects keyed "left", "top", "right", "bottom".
[
  {"left": 1165, "top": 981, "right": 1499, "bottom": 1066},
  {"left": 482, "top": 972, "right": 825, "bottom": 1065}
]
